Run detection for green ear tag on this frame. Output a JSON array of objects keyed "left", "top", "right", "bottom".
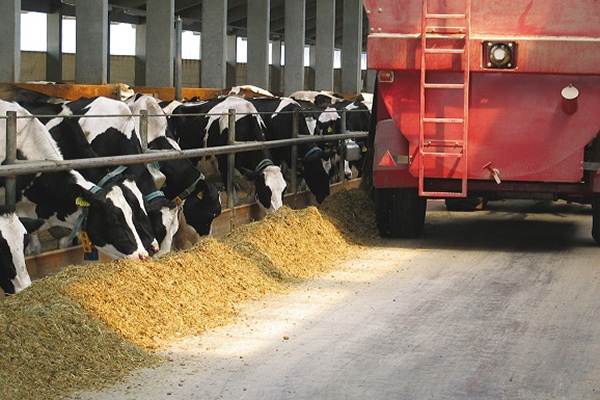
[{"left": 75, "top": 197, "right": 91, "bottom": 207}]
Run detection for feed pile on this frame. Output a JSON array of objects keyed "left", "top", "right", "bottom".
[
  {"left": 0, "top": 188, "right": 374, "bottom": 400},
  {"left": 319, "top": 187, "right": 378, "bottom": 244}
]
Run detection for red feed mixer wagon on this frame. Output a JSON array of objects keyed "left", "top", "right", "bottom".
[{"left": 362, "top": 0, "right": 600, "bottom": 242}]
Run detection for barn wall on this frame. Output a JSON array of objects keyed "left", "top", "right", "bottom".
[{"left": 20, "top": 51, "right": 368, "bottom": 94}]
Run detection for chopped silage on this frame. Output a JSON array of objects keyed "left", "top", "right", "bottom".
[{"left": 0, "top": 188, "right": 375, "bottom": 400}]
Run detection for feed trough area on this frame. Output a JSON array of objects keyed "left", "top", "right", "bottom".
[{"left": 0, "top": 188, "right": 377, "bottom": 400}]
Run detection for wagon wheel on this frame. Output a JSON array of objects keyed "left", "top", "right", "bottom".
[{"left": 375, "top": 187, "right": 426, "bottom": 238}]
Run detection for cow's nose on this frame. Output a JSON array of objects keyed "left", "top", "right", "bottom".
[
  {"left": 148, "top": 239, "right": 160, "bottom": 256},
  {"left": 137, "top": 250, "right": 150, "bottom": 260}
]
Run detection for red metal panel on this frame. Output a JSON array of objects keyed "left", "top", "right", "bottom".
[
  {"left": 363, "top": 0, "right": 600, "bottom": 37},
  {"left": 378, "top": 72, "right": 600, "bottom": 184},
  {"left": 367, "top": 36, "right": 600, "bottom": 74},
  {"left": 365, "top": 0, "right": 600, "bottom": 74}
]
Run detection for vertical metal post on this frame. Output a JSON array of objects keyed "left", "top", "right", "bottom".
[
  {"left": 227, "top": 109, "right": 236, "bottom": 231},
  {"left": 139, "top": 109, "right": 149, "bottom": 152},
  {"left": 339, "top": 108, "right": 348, "bottom": 183},
  {"left": 174, "top": 15, "right": 183, "bottom": 101},
  {"left": 291, "top": 109, "right": 299, "bottom": 203},
  {"left": 5, "top": 111, "right": 17, "bottom": 208}
]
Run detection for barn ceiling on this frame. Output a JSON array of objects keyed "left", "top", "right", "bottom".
[{"left": 21, "top": 0, "right": 369, "bottom": 51}]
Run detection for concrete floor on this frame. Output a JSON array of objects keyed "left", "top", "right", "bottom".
[{"left": 72, "top": 199, "right": 600, "bottom": 400}]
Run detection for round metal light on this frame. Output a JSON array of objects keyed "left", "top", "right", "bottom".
[{"left": 489, "top": 43, "right": 511, "bottom": 67}]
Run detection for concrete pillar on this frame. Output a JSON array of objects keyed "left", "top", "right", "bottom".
[
  {"left": 226, "top": 35, "right": 237, "bottom": 87},
  {"left": 201, "top": 0, "right": 227, "bottom": 89},
  {"left": 46, "top": 11, "right": 63, "bottom": 83},
  {"left": 75, "top": 0, "right": 108, "bottom": 84},
  {"left": 307, "top": 45, "right": 316, "bottom": 90},
  {"left": 341, "top": 0, "right": 363, "bottom": 95},
  {"left": 283, "top": 0, "right": 305, "bottom": 96},
  {"left": 271, "top": 40, "right": 282, "bottom": 94},
  {"left": 247, "top": 0, "right": 270, "bottom": 89},
  {"left": 146, "top": 0, "right": 174, "bottom": 87},
  {"left": 315, "top": 0, "right": 335, "bottom": 91},
  {"left": 0, "top": 0, "right": 21, "bottom": 82},
  {"left": 135, "top": 23, "right": 146, "bottom": 86}
]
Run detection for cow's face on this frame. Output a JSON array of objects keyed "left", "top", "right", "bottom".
[
  {"left": 146, "top": 198, "right": 180, "bottom": 258},
  {"left": 301, "top": 149, "right": 333, "bottom": 204},
  {"left": 182, "top": 181, "right": 222, "bottom": 236},
  {"left": 254, "top": 165, "right": 287, "bottom": 213},
  {"left": 0, "top": 211, "right": 44, "bottom": 295},
  {"left": 78, "top": 177, "right": 157, "bottom": 260}
]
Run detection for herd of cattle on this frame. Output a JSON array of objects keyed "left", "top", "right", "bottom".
[{"left": 0, "top": 84, "right": 371, "bottom": 295}]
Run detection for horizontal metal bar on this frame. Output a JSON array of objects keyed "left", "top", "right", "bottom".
[
  {"left": 0, "top": 131, "right": 369, "bottom": 177},
  {"left": 426, "top": 13, "right": 466, "bottom": 19},
  {"left": 423, "top": 117, "right": 464, "bottom": 123},
  {"left": 583, "top": 161, "right": 600, "bottom": 172},
  {"left": 423, "top": 83, "right": 465, "bottom": 89}
]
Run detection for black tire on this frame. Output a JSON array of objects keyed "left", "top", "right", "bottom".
[
  {"left": 375, "top": 187, "right": 426, "bottom": 238},
  {"left": 592, "top": 193, "right": 600, "bottom": 244}
]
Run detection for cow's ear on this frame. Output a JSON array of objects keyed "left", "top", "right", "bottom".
[
  {"left": 239, "top": 166, "right": 257, "bottom": 180},
  {"left": 279, "top": 162, "right": 289, "bottom": 175},
  {"left": 19, "top": 217, "right": 45, "bottom": 234},
  {"left": 69, "top": 183, "right": 104, "bottom": 207}
]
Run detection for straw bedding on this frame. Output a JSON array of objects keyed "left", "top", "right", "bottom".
[{"left": 0, "top": 188, "right": 375, "bottom": 400}]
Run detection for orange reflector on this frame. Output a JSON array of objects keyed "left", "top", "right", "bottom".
[{"left": 379, "top": 150, "right": 396, "bottom": 166}]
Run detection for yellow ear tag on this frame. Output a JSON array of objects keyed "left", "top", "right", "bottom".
[
  {"left": 327, "top": 126, "right": 333, "bottom": 133},
  {"left": 75, "top": 197, "right": 91, "bottom": 207},
  {"left": 78, "top": 231, "right": 93, "bottom": 253},
  {"left": 196, "top": 191, "right": 204, "bottom": 200}
]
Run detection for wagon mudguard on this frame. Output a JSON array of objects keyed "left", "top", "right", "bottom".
[{"left": 373, "top": 119, "right": 417, "bottom": 188}]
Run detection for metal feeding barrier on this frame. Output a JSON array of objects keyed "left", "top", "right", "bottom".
[{"left": 1, "top": 107, "right": 368, "bottom": 226}]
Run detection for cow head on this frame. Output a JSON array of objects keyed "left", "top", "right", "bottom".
[
  {"left": 181, "top": 180, "right": 222, "bottom": 236},
  {"left": 299, "top": 147, "right": 334, "bottom": 204},
  {"left": 0, "top": 207, "right": 44, "bottom": 295},
  {"left": 73, "top": 175, "right": 159, "bottom": 260},
  {"left": 144, "top": 194, "right": 180, "bottom": 258},
  {"left": 242, "top": 160, "right": 287, "bottom": 213}
]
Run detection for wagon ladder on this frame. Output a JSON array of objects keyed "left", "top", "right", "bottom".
[{"left": 418, "top": 0, "right": 471, "bottom": 197}]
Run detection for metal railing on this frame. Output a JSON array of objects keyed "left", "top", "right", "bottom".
[{"left": 1, "top": 108, "right": 368, "bottom": 215}]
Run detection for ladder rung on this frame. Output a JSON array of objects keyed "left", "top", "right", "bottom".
[
  {"left": 423, "top": 117, "right": 464, "bottom": 124},
  {"left": 424, "top": 48, "right": 465, "bottom": 54},
  {"left": 424, "top": 83, "right": 465, "bottom": 89},
  {"left": 426, "top": 13, "right": 466, "bottom": 19},
  {"left": 423, "top": 139, "right": 464, "bottom": 147},
  {"left": 421, "top": 151, "right": 463, "bottom": 158},
  {"left": 425, "top": 31, "right": 466, "bottom": 38},
  {"left": 421, "top": 190, "right": 467, "bottom": 198},
  {"left": 425, "top": 27, "right": 466, "bottom": 34}
]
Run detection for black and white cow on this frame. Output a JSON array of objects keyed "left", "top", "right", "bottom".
[
  {"left": 126, "top": 94, "right": 222, "bottom": 236},
  {"left": 0, "top": 206, "right": 44, "bottom": 295},
  {"left": 289, "top": 90, "right": 345, "bottom": 107},
  {"left": 248, "top": 97, "right": 334, "bottom": 204},
  {"left": 25, "top": 97, "right": 180, "bottom": 257},
  {"left": 167, "top": 96, "right": 287, "bottom": 213},
  {"left": 311, "top": 99, "right": 371, "bottom": 178},
  {"left": 0, "top": 100, "right": 158, "bottom": 261}
]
